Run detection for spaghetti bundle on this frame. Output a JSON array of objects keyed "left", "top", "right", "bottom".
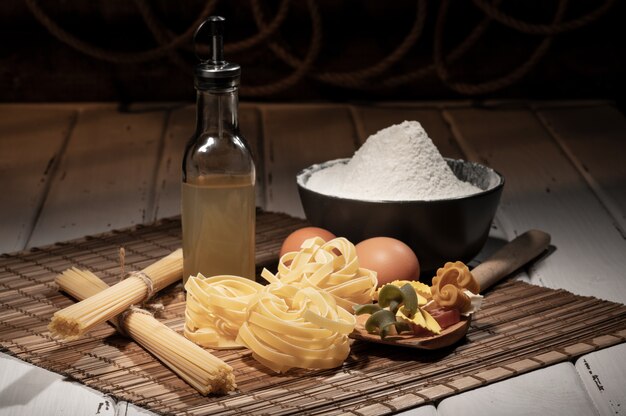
[
  {"left": 49, "top": 249, "right": 183, "bottom": 339},
  {"left": 56, "top": 267, "right": 235, "bottom": 394}
]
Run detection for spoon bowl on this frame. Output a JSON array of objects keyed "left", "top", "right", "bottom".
[
  {"left": 349, "top": 229, "right": 551, "bottom": 349},
  {"left": 351, "top": 314, "right": 470, "bottom": 350}
]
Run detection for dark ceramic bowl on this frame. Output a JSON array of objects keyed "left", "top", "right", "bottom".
[{"left": 297, "top": 158, "right": 504, "bottom": 275}]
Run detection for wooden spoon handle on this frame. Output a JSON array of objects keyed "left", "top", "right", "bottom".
[{"left": 471, "top": 230, "right": 551, "bottom": 292}]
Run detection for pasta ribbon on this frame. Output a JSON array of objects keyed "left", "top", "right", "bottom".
[
  {"left": 184, "top": 274, "right": 264, "bottom": 349},
  {"left": 183, "top": 236, "right": 375, "bottom": 373},
  {"left": 236, "top": 284, "right": 354, "bottom": 373},
  {"left": 267, "top": 237, "right": 377, "bottom": 311}
]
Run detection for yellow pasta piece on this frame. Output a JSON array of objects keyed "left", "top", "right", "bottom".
[
  {"left": 184, "top": 274, "right": 264, "bottom": 349},
  {"left": 183, "top": 236, "right": 374, "bottom": 373},
  {"left": 395, "top": 305, "right": 442, "bottom": 335},
  {"left": 434, "top": 284, "right": 470, "bottom": 311},
  {"left": 272, "top": 237, "right": 377, "bottom": 311},
  {"left": 432, "top": 261, "right": 480, "bottom": 294},
  {"left": 377, "top": 280, "right": 432, "bottom": 303},
  {"left": 431, "top": 261, "right": 480, "bottom": 312},
  {"left": 236, "top": 285, "right": 354, "bottom": 373}
]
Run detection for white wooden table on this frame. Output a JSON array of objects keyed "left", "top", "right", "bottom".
[{"left": 1, "top": 101, "right": 624, "bottom": 415}]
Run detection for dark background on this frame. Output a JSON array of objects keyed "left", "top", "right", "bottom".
[{"left": 2, "top": 0, "right": 624, "bottom": 104}]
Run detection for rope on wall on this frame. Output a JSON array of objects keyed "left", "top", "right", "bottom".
[
  {"left": 241, "top": 0, "right": 322, "bottom": 96},
  {"left": 23, "top": 0, "right": 615, "bottom": 96},
  {"left": 23, "top": 0, "right": 217, "bottom": 63},
  {"left": 471, "top": 0, "right": 615, "bottom": 35},
  {"left": 433, "top": 0, "right": 568, "bottom": 95}
]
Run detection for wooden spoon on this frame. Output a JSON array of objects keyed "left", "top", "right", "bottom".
[{"left": 350, "top": 229, "right": 551, "bottom": 349}]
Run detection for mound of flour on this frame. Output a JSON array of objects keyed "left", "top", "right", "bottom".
[{"left": 305, "top": 121, "right": 481, "bottom": 201}]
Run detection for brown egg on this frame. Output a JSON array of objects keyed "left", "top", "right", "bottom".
[
  {"left": 356, "top": 237, "right": 420, "bottom": 286},
  {"left": 279, "top": 227, "right": 337, "bottom": 257}
]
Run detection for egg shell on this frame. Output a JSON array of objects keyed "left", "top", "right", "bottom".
[
  {"left": 279, "top": 227, "right": 337, "bottom": 257},
  {"left": 356, "top": 237, "right": 420, "bottom": 286}
]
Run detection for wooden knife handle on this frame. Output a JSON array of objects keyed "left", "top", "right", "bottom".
[{"left": 472, "top": 229, "right": 551, "bottom": 292}]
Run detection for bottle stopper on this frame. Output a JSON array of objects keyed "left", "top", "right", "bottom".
[{"left": 193, "top": 16, "right": 241, "bottom": 90}]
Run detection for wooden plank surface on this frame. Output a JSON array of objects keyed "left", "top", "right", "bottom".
[
  {"left": 352, "top": 105, "right": 465, "bottom": 157},
  {"left": 444, "top": 108, "right": 626, "bottom": 303},
  {"left": 151, "top": 105, "right": 192, "bottom": 220},
  {"left": 240, "top": 103, "right": 267, "bottom": 209},
  {"left": 260, "top": 104, "right": 358, "bottom": 217},
  {"left": 536, "top": 105, "right": 626, "bottom": 235},
  {"left": 395, "top": 404, "right": 437, "bottom": 416},
  {"left": 117, "top": 402, "right": 157, "bottom": 416},
  {"left": 576, "top": 343, "right": 626, "bottom": 416},
  {"left": 0, "top": 352, "right": 115, "bottom": 416},
  {"left": 27, "top": 105, "right": 167, "bottom": 248},
  {"left": 1, "top": 102, "right": 625, "bottom": 416},
  {"left": 0, "top": 105, "right": 76, "bottom": 253},
  {"left": 438, "top": 363, "right": 599, "bottom": 416}
]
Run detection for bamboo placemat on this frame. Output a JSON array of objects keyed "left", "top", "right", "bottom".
[{"left": 1, "top": 212, "right": 625, "bottom": 416}]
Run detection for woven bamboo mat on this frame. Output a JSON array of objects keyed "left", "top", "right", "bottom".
[{"left": 1, "top": 212, "right": 625, "bottom": 416}]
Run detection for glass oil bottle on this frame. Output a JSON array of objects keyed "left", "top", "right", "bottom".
[{"left": 182, "top": 16, "right": 255, "bottom": 284}]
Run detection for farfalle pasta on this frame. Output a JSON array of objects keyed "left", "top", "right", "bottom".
[
  {"left": 355, "top": 261, "right": 484, "bottom": 339},
  {"left": 376, "top": 280, "right": 432, "bottom": 302}
]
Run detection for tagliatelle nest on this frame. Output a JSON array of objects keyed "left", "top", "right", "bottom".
[
  {"left": 183, "top": 236, "right": 377, "bottom": 373},
  {"left": 184, "top": 274, "right": 264, "bottom": 349},
  {"left": 263, "top": 236, "right": 378, "bottom": 311},
  {"left": 236, "top": 284, "right": 355, "bottom": 373}
]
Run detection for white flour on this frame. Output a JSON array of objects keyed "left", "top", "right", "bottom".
[{"left": 305, "top": 121, "right": 481, "bottom": 201}]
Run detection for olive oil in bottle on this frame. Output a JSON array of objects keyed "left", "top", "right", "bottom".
[{"left": 182, "top": 16, "right": 255, "bottom": 284}]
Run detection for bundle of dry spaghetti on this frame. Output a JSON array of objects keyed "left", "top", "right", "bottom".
[
  {"left": 55, "top": 267, "right": 235, "bottom": 394},
  {"left": 49, "top": 249, "right": 183, "bottom": 339}
]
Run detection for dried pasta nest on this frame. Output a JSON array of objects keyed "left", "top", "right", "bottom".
[{"left": 184, "top": 236, "right": 377, "bottom": 373}]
